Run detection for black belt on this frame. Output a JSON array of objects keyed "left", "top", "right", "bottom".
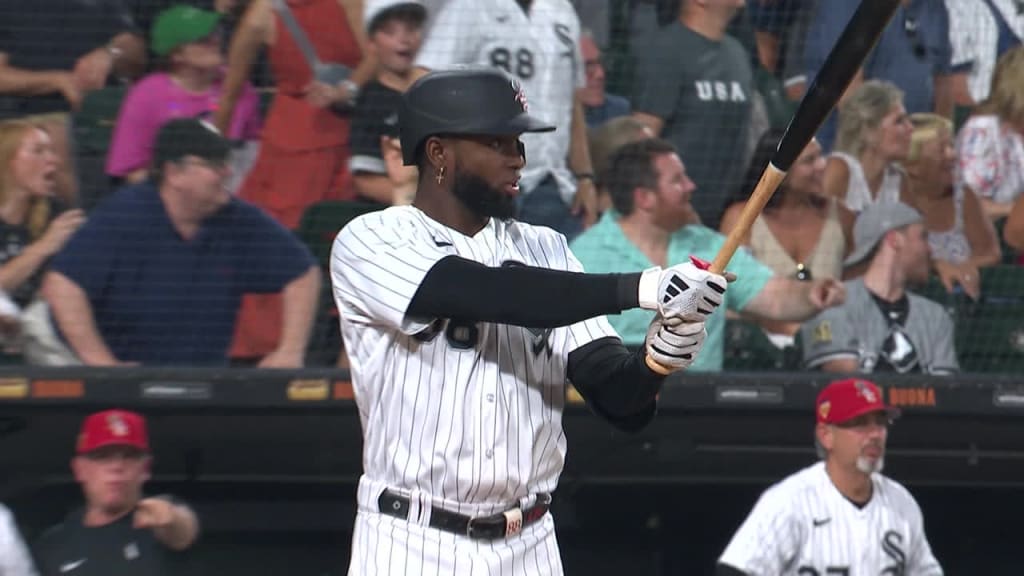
[{"left": 377, "top": 490, "right": 551, "bottom": 540}]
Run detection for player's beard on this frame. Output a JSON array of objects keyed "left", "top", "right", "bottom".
[
  {"left": 451, "top": 169, "right": 517, "bottom": 221},
  {"left": 856, "top": 449, "right": 884, "bottom": 474}
]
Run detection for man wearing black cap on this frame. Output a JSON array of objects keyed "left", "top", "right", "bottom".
[
  {"left": 331, "top": 67, "right": 732, "bottom": 574},
  {"left": 800, "top": 201, "right": 959, "bottom": 374},
  {"left": 39, "top": 118, "right": 321, "bottom": 367}
]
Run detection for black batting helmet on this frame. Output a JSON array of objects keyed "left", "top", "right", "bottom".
[{"left": 399, "top": 67, "right": 556, "bottom": 165}]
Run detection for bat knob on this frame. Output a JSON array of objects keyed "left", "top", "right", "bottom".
[
  {"left": 644, "top": 354, "right": 675, "bottom": 376},
  {"left": 690, "top": 255, "right": 711, "bottom": 270}
]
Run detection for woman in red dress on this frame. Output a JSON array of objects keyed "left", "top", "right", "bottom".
[{"left": 216, "top": 0, "right": 374, "bottom": 364}]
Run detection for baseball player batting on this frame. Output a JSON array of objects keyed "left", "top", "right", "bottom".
[
  {"left": 716, "top": 378, "right": 943, "bottom": 576},
  {"left": 330, "top": 67, "right": 729, "bottom": 575}
]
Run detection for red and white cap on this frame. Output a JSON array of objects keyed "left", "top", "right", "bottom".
[
  {"left": 816, "top": 378, "right": 900, "bottom": 425},
  {"left": 76, "top": 409, "right": 150, "bottom": 454}
]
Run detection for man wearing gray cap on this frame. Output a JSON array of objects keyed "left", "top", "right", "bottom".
[{"left": 800, "top": 201, "right": 959, "bottom": 374}]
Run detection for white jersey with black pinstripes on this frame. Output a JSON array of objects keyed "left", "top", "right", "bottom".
[
  {"left": 331, "top": 206, "right": 617, "bottom": 574},
  {"left": 718, "top": 462, "right": 943, "bottom": 576}
]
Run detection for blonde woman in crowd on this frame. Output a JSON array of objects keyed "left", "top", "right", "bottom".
[
  {"left": 0, "top": 120, "right": 85, "bottom": 352},
  {"left": 956, "top": 46, "right": 1024, "bottom": 221},
  {"left": 824, "top": 80, "right": 913, "bottom": 212},
  {"left": 904, "top": 113, "right": 1000, "bottom": 300}
]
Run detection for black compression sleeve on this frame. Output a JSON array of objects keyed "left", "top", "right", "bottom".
[
  {"left": 566, "top": 336, "right": 664, "bottom": 433},
  {"left": 407, "top": 255, "right": 642, "bottom": 328},
  {"left": 715, "top": 564, "right": 749, "bottom": 576}
]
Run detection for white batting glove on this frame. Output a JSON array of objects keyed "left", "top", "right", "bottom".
[
  {"left": 645, "top": 316, "right": 707, "bottom": 372},
  {"left": 638, "top": 257, "right": 728, "bottom": 322}
]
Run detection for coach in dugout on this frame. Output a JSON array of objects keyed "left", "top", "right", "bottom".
[
  {"left": 716, "top": 377, "right": 943, "bottom": 575},
  {"left": 800, "top": 201, "right": 959, "bottom": 375},
  {"left": 34, "top": 119, "right": 320, "bottom": 367},
  {"left": 33, "top": 410, "right": 200, "bottom": 576}
]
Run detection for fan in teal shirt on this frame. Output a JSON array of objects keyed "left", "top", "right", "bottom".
[{"left": 571, "top": 211, "right": 774, "bottom": 371}]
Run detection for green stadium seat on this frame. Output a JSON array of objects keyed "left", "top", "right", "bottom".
[
  {"left": 295, "top": 200, "right": 384, "bottom": 269},
  {"left": 722, "top": 318, "right": 800, "bottom": 371},
  {"left": 754, "top": 66, "right": 798, "bottom": 132},
  {"left": 952, "top": 266, "right": 1024, "bottom": 373},
  {"left": 296, "top": 201, "right": 385, "bottom": 365},
  {"left": 72, "top": 85, "right": 128, "bottom": 155},
  {"left": 991, "top": 217, "right": 1020, "bottom": 265}
]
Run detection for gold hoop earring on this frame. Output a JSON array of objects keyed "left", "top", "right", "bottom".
[{"left": 435, "top": 165, "right": 446, "bottom": 185}]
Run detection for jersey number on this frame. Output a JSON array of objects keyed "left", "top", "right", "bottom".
[
  {"left": 414, "top": 318, "right": 480, "bottom": 349},
  {"left": 489, "top": 48, "right": 534, "bottom": 79},
  {"left": 797, "top": 568, "right": 849, "bottom": 576}
]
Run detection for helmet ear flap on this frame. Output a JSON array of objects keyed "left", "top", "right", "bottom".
[
  {"left": 517, "top": 140, "right": 526, "bottom": 162},
  {"left": 410, "top": 139, "right": 428, "bottom": 168}
]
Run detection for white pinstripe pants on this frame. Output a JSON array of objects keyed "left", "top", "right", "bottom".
[{"left": 347, "top": 510, "right": 564, "bottom": 576}]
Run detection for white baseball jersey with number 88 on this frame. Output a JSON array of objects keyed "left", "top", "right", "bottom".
[{"left": 416, "top": 0, "right": 585, "bottom": 203}]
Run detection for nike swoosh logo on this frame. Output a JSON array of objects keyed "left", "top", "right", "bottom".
[
  {"left": 60, "top": 559, "right": 87, "bottom": 572},
  {"left": 813, "top": 517, "right": 831, "bottom": 527},
  {"left": 433, "top": 240, "right": 453, "bottom": 247}
]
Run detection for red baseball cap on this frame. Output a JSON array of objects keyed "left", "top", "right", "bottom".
[
  {"left": 76, "top": 409, "right": 150, "bottom": 454},
  {"left": 816, "top": 378, "right": 900, "bottom": 425}
]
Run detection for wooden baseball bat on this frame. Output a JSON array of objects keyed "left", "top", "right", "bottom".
[{"left": 645, "top": 0, "right": 902, "bottom": 376}]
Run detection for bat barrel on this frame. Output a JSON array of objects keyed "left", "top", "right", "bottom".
[{"left": 773, "top": 0, "right": 901, "bottom": 172}]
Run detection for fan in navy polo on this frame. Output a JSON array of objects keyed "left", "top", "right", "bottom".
[{"left": 45, "top": 119, "right": 318, "bottom": 365}]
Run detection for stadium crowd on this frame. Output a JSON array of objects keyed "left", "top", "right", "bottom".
[
  {"left": 0, "top": 0, "right": 1021, "bottom": 372},
  {"left": 0, "top": 0, "right": 1023, "bottom": 572}
]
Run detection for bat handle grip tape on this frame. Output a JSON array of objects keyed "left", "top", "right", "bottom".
[{"left": 644, "top": 353, "right": 675, "bottom": 376}]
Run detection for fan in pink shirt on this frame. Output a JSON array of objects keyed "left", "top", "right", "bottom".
[{"left": 106, "top": 5, "right": 262, "bottom": 183}]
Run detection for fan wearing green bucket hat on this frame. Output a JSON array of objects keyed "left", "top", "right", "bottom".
[{"left": 105, "top": 4, "right": 263, "bottom": 184}]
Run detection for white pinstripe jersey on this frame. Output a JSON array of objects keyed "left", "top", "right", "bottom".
[
  {"left": 330, "top": 206, "right": 618, "bottom": 514},
  {"left": 719, "top": 462, "right": 943, "bottom": 576},
  {"left": 415, "top": 0, "right": 585, "bottom": 203},
  {"left": 0, "top": 503, "right": 37, "bottom": 576}
]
